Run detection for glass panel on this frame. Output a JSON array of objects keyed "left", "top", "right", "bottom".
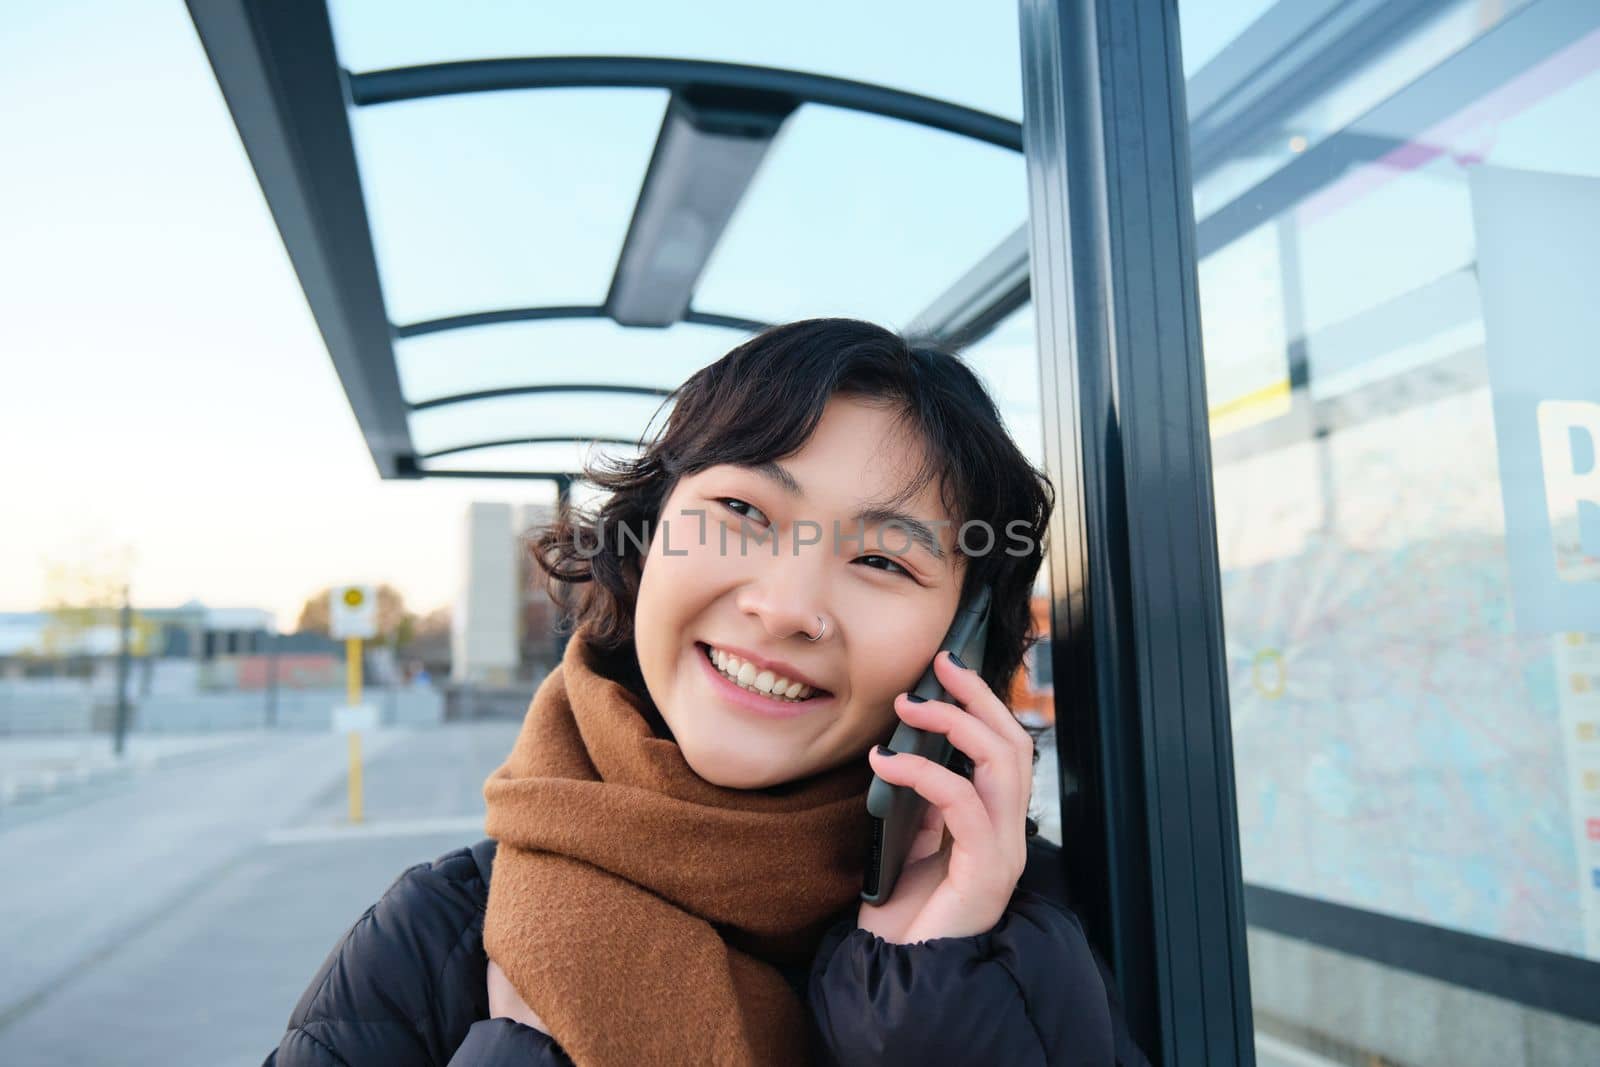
[
  {"left": 695, "top": 107, "right": 1025, "bottom": 326},
  {"left": 409, "top": 392, "right": 673, "bottom": 459},
  {"left": 1188, "top": 3, "right": 1524, "bottom": 219},
  {"left": 328, "top": 0, "right": 1024, "bottom": 119},
  {"left": 396, "top": 319, "right": 745, "bottom": 405},
  {"left": 1179, "top": 0, "right": 1278, "bottom": 75},
  {"left": 347, "top": 89, "right": 667, "bottom": 324},
  {"left": 959, "top": 305, "right": 1059, "bottom": 844},
  {"left": 961, "top": 305, "right": 1045, "bottom": 470},
  {"left": 1180, "top": 0, "right": 1600, "bottom": 1061},
  {"left": 420, "top": 440, "right": 642, "bottom": 476}
]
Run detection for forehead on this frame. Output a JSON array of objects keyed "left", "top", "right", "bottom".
[{"left": 784, "top": 396, "right": 946, "bottom": 510}]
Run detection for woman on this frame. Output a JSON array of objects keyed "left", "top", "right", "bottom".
[{"left": 263, "top": 319, "right": 1149, "bottom": 1066}]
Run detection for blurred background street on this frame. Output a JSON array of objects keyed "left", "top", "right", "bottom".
[
  {"left": 11, "top": 0, "right": 1600, "bottom": 1061},
  {"left": 0, "top": 722, "right": 1064, "bottom": 1067},
  {"left": 0, "top": 722, "right": 518, "bottom": 1066}
]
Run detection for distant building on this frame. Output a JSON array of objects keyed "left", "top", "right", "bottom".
[
  {"left": 0, "top": 601, "right": 343, "bottom": 692},
  {"left": 451, "top": 501, "right": 563, "bottom": 687},
  {"left": 0, "top": 601, "right": 272, "bottom": 665},
  {"left": 452, "top": 502, "right": 518, "bottom": 686}
]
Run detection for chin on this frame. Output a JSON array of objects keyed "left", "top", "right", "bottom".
[{"left": 680, "top": 746, "right": 791, "bottom": 791}]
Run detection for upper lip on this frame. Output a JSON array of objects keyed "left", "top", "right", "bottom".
[{"left": 699, "top": 641, "right": 830, "bottom": 693}]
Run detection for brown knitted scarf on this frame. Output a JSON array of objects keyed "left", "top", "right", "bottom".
[{"left": 481, "top": 622, "right": 874, "bottom": 1066}]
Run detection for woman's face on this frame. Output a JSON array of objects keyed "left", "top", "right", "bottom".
[{"left": 633, "top": 395, "right": 966, "bottom": 789}]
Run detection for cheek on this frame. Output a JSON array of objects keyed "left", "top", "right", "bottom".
[
  {"left": 633, "top": 546, "right": 686, "bottom": 668},
  {"left": 634, "top": 527, "right": 724, "bottom": 666},
  {"left": 848, "top": 620, "right": 949, "bottom": 714}
]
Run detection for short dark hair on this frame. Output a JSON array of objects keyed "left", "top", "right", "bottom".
[{"left": 529, "top": 317, "right": 1054, "bottom": 729}]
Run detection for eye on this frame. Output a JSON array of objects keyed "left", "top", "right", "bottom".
[
  {"left": 717, "top": 497, "right": 769, "bottom": 526},
  {"left": 856, "top": 553, "right": 913, "bottom": 579}
]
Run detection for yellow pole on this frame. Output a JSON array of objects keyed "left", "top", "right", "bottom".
[
  {"left": 348, "top": 732, "right": 363, "bottom": 823},
  {"left": 346, "top": 636, "right": 363, "bottom": 707},
  {"left": 346, "top": 636, "right": 364, "bottom": 824}
]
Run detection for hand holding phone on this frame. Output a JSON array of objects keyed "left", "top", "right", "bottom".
[{"left": 861, "top": 584, "right": 993, "bottom": 904}]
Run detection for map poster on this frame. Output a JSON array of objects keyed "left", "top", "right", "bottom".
[{"left": 1471, "top": 164, "right": 1600, "bottom": 955}]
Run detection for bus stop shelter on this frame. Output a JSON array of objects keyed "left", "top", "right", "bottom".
[{"left": 186, "top": 1, "right": 1262, "bottom": 1061}]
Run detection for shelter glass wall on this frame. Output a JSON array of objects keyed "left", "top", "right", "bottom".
[{"left": 1178, "top": 0, "right": 1600, "bottom": 1061}]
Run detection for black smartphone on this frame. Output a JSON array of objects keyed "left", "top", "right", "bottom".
[{"left": 861, "top": 583, "right": 994, "bottom": 904}]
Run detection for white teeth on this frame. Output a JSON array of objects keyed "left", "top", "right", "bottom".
[{"left": 705, "top": 645, "right": 815, "bottom": 701}]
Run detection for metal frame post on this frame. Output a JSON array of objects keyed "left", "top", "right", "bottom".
[{"left": 1019, "top": 0, "right": 1254, "bottom": 1062}]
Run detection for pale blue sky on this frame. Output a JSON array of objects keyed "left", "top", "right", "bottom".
[
  {"left": 1, "top": 2, "right": 572, "bottom": 627},
  {"left": 0, "top": 1, "right": 1067, "bottom": 628},
  {"left": 0, "top": 0, "right": 1549, "bottom": 628}
]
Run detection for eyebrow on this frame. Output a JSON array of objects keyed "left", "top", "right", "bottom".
[{"left": 750, "top": 460, "right": 948, "bottom": 562}]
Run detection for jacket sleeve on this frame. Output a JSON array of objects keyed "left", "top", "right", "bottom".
[
  {"left": 445, "top": 1019, "right": 575, "bottom": 1065},
  {"left": 807, "top": 889, "right": 1123, "bottom": 1067},
  {"left": 261, "top": 852, "right": 493, "bottom": 1066}
]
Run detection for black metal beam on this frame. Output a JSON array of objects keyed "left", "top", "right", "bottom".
[
  {"left": 1247, "top": 884, "right": 1600, "bottom": 1027},
  {"left": 606, "top": 88, "right": 795, "bottom": 327},
  {"left": 682, "top": 309, "right": 769, "bottom": 334},
  {"left": 393, "top": 305, "right": 768, "bottom": 340},
  {"left": 419, "top": 435, "right": 644, "bottom": 461},
  {"left": 348, "top": 56, "right": 1024, "bottom": 152},
  {"left": 414, "top": 468, "right": 583, "bottom": 481},
  {"left": 906, "top": 226, "right": 1031, "bottom": 349},
  {"left": 396, "top": 305, "right": 607, "bottom": 339},
  {"left": 409, "top": 383, "right": 674, "bottom": 413},
  {"left": 185, "top": 0, "right": 415, "bottom": 478},
  {"left": 1020, "top": 0, "right": 1253, "bottom": 1063}
]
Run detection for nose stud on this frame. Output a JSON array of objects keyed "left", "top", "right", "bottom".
[{"left": 805, "top": 615, "right": 828, "bottom": 642}]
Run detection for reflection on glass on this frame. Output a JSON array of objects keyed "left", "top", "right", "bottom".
[
  {"left": 327, "top": 0, "right": 1025, "bottom": 119},
  {"left": 345, "top": 89, "right": 667, "bottom": 324},
  {"left": 396, "top": 319, "right": 741, "bottom": 406},
  {"left": 408, "top": 392, "right": 673, "bottom": 459},
  {"left": 694, "top": 106, "right": 1025, "bottom": 326},
  {"left": 957, "top": 305, "right": 1046, "bottom": 470},
  {"left": 1182, "top": 0, "right": 1600, "bottom": 1060}
]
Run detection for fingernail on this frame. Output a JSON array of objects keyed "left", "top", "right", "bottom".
[
  {"left": 905, "top": 693, "right": 927, "bottom": 703},
  {"left": 947, "top": 651, "right": 967, "bottom": 670},
  {"left": 875, "top": 744, "right": 897, "bottom": 758}
]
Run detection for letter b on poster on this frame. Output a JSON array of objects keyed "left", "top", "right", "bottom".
[{"left": 1471, "top": 166, "right": 1600, "bottom": 631}]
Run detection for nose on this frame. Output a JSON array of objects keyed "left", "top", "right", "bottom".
[{"left": 734, "top": 555, "right": 829, "bottom": 642}]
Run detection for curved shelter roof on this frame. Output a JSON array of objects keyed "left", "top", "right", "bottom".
[{"left": 186, "top": 1, "right": 1035, "bottom": 484}]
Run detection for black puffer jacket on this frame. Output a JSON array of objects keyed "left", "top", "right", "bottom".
[{"left": 263, "top": 836, "right": 1150, "bottom": 1066}]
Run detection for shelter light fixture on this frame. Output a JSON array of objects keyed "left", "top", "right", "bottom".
[{"left": 606, "top": 87, "right": 796, "bottom": 327}]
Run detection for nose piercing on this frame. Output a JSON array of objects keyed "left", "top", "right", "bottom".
[{"left": 805, "top": 615, "right": 828, "bottom": 642}]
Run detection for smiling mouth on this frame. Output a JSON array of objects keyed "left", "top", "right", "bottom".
[{"left": 696, "top": 642, "right": 832, "bottom": 703}]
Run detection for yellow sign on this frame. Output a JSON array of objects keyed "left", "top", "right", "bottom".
[{"left": 329, "top": 584, "right": 378, "bottom": 640}]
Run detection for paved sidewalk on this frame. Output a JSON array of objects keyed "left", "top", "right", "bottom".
[
  {"left": 0, "top": 722, "right": 520, "bottom": 1066},
  {"left": 0, "top": 731, "right": 264, "bottom": 808}
]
